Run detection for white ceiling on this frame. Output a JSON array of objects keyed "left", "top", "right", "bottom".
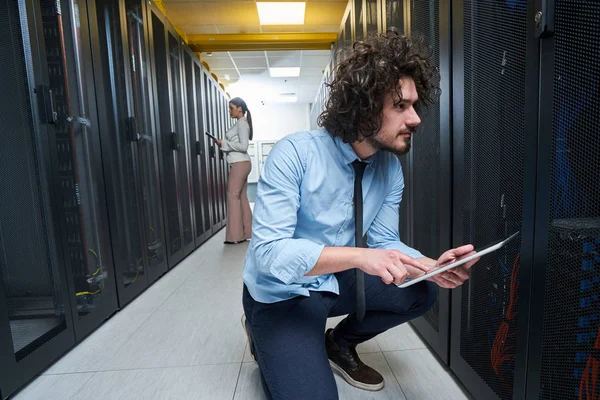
[
  {"left": 161, "top": 0, "right": 345, "bottom": 104},
  {"left": 201, "top": 49, "right": 331, "bottom": 103}
]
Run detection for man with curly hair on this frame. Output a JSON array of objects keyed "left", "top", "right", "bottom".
[{"left": 241, "top": 28, "right": 478, "bottom": 399}]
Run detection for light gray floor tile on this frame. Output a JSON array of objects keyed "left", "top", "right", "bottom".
[
  {"left": 12, "top": 373, "right": 94, "bottom": 400},
  {"left": 327, "top": 316, "right": 381, "bottom": 354},
  {"left": 45, "top": 310, "right": 153, "bottom": 374},
  {"left": 74, "top": 364, "right": 240, "bottom": 400},
  {"left": 124, "top": 270, "right": 191, "bottom": 314},
  {"left": 375, "top": 323, "right": 426, "bottom": 352},
  {"left": 235, "top": 353, "right": 406, "bottom": 400},
  {"left": 234, "top": 363, "right": 265, "bottom": 400},
  {"left": 242, "top": 342, "right": 256, "bottom": 363},
  {"left": 102, "top": 308, "right": 246, "bottom": 370},
  {"left": 385, "top": 349, "right": 469, "bottom": 400}
]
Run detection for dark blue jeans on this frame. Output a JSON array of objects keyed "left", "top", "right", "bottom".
[{"left": 242, "top": 269, "right": 438, "bottom": 400}]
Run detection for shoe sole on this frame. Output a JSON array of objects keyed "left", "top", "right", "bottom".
[
  {"left": 241, "top": 314, "right": 256, "bottom": 362},
  {"left": 329, "top": 360, "right": 385, "bottom": 392}
]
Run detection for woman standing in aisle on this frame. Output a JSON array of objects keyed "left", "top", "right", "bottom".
[{"left": 216, "top": 97, "right": 253, "bottom": 244}]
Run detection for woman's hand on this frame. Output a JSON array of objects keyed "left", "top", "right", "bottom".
[
  {"left": 427, "top": 244, "right": 479, "bottom": 289},
  {"left": 215, "top": 139, "right": 222, "bottom": 148}
]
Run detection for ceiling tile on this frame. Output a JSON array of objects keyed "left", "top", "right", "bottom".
[
  {"left": 229, "top": 51, "right": 266, "bottom": 58},
  {"left": 259, "top": 25, "right": 306, "bottom": 33},
  {"left": 302, "top": 50, "right": 331, "bottom": 57},
  {"left": 180, "top": 25, "right": 218, "bottom": 35},
  {"left": 301, "top": 55, "right": 330, "bottom": 68},
  {"left": 269, "top": 57, "right": 302, "bottom": 68},
  {"left": 300, "top": 67, "right": 326, "bottom": 77},
  {"left": 266, "top": 51, "right": 299, "bottom": 59},
  {"left": 233, "top": 57, "right": 268, "bottom": 69},
  {"left": 211, "top": 68, "right": 239, "bottom": 77},
  {"left": 203, "top": 57, "right": 235, "bottom": 70},
  {"left": 201, "top": 51, "right": 232, "bottom": 59}
]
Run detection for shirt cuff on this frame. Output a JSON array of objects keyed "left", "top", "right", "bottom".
[
  {"left": 375, "top": 241, "right": 424, "bottom": 259},
  {"left": 269, "top": 240, "right": 325, "bottom": 285}
]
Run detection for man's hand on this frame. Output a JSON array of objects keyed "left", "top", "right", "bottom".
[
  {"left": 358, "top": 249, "right": 430, "bottom": 285},
  {"left": 427, "top": 244, "right": 479, "bottom": 289},
  {"left": 215, "top": 139, "right": 222, "bottom": 148}
]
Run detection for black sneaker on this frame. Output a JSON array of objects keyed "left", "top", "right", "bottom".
[
  {"left": 325, "top": 329, "right": 384, "bottom": 391},
  {"left": 241, "top": 314, "right": 256, "bottom": 362}
]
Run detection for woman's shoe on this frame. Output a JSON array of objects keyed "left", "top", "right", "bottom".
[{"left": 224, "top": 240, "right": 245, "bottom": 244}]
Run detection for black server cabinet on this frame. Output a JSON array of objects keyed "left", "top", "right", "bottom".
[
  {"left": 209, "top": 81, "right": 225, "bottom": 230},
  {"left": 183, "top": 48, "right": 211, "bottom": 247},
  {"left": 406, "top": 0, "right": 453, "bottom": 365},
  {"left": 37, "top": 0, "right": 118, "bottom": 341},
  {"left": 202, "top": 71, "right": 220, "bottom": 232},
  {"left": 0, "top": 0, "right": 76, "bottom": 396},
  {"left": 167, "top": 28, "right": 195, "bottom": 259},
  {"left": 381, "top": 0, "right": 403, "bottom": 33},
  {"left": 450, "top": 0, "right": 533, "bottom": 399},
  {"left": 147, "top": 3, "right": 194, "bottom": 268},
  {"left": 524, "top": 2, "right": 600, "bottom": 400},
  {"left": 194, "top": 62, "right": 215, "bottom": 241},
  {"left": 218, "top": 94, "right": 228, "bottom": 226},
  {"left": 90, "top": 0, "right": 167, "bottom": 307}
]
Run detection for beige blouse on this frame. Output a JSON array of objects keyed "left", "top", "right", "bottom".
[{"left": 221, "top": 118, "right": 251, "bottom": 164}]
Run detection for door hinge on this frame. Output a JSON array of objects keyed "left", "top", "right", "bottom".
[{"left": 535, "top": 0, "right": 555, "bottom": 38}]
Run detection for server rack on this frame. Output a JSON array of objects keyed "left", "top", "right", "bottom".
[
  {"left": 405, "top": 0, "right": 453, "bottom": 365},
  {"left": 202, "top": 70, "right": 220, "bottom": 233},
  {"left": 0, "top": 0, "right": 76, "bottom": 396},
  {"left": 183, "top": 47, "right": 211, "bottom": 247},
  {"left": 194, "top": 60, "right": 215, "bottom": 242},
  {"left": 450, "top": 0, "right": 535, "bottom": 399},
  {"left": 218, "top": 93, "right": 228, "bottom": 226},
  {"left": 147, "top": 3, "right": 194, "bottom": 268},
  {"left": 208, "top": 80, "right": 225, "bottom": 231},
  {"left": 89, "top": 0, "right": 168, "bottom": 307},
  {"left": 524, "top": 2, "right": 600, "bottom": 399},
  {"left": 39, "top": 0, "right": 119, "bottom": 342}
]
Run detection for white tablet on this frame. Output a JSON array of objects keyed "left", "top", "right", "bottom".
[{"left": 397, "top": 231, "right": 520, "bottom": 288}]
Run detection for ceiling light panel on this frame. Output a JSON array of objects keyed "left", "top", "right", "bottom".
[
  {"left": 257, "top": 2, "right": 306, "bottom": 25},
  {"left": 269, "top": 67, "right": 301, "bottom": 77}
]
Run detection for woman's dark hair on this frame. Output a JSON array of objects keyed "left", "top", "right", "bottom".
[
  {"left": 230, "top": 97, "right": 253, "bottom": 140},
  {"left": 318, "top": 28, "right": 440, "bottom": 143}
]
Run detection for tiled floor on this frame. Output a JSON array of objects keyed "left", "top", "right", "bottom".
[{"left": 13, "top": 230, "right": 471, "bottom": 400}]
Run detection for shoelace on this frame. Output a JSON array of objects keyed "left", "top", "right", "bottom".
[{"left": 341, "top": 346, "right": 361, "bottom": 371}]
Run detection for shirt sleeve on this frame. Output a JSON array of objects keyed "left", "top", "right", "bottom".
[
  {"left": 221, "top": 120, "right": 250, "bottom": 153},
  {"left": 367, "top": 159, "right": 424, "bottom": 259},
  {"left": 250, "top": 138, "right": 325, "bottom": 285}
]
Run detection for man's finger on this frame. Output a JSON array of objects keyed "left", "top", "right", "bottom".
[
  {"left": 454, "top": 244, "right": 475, "bottom": 256},
  {"left": 399, "top": 255, "right": 429, "bottom": 273},
  {"left": 388, "top": 264, "right": 408, "bottom": 285},
  {"left": 379, "top": 269, "right": 395, "bottom": 285}
]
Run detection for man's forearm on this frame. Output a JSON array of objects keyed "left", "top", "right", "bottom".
[{"left": 305, "top": 247, "right": 364, "bottom": 276}]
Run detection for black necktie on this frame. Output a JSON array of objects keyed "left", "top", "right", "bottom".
[{"left": 352, "top": 160, "right": 367, "bottom": 321}]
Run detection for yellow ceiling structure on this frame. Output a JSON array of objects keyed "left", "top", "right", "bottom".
[{"left": 161, "top": 0, "right": 347, "bottom": 36}]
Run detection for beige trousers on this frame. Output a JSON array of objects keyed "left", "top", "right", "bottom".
[{"left": 225, "top": 161, "right": 252, "bottom": 242}]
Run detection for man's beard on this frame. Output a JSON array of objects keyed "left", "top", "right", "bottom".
[{"left": 366, "top": 131, "right": 413, "bottom": 156}]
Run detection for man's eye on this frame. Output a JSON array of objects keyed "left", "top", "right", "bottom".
[{"left": 395, "top": 103, "right": 404, "bottom": 109}]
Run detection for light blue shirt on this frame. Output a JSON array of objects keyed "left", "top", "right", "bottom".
[{"left": 243, "top": 130, "right": 423, "bottom": 303}]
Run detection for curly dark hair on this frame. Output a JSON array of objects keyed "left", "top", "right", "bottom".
[{"left": 318, "top": 28, "right": 440, "bottom": 143}]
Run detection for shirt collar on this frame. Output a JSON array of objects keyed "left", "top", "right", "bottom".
[{"left": 333, "top": 136, "right": 376, "bottom": 167}]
